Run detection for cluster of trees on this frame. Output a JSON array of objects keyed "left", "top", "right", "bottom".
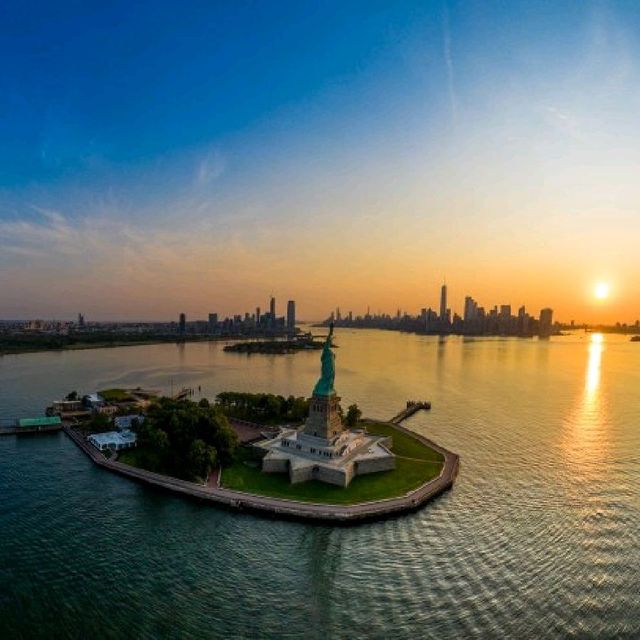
[
  {"left": 223, "top": 339, "right": 323, "bottom": 354},
  {"left": 215, "top": 392, "right": 309, "bottom": 424},
  {"left": 77, "top": 412, "right": 114, "bottom": 435},
  {"left": 215, "top": 391, "right": 363, "bottom": 428},
  {"left": 134, "top": 397, "right": 237, "bottom": 482},
  {"left": 345, "top": 404, "right": 362, "bottom": 427},
  {"left": 0, "top": 334, "right": 76, "bottom": 353}
]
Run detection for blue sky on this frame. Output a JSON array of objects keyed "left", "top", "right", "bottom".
[{"left": 1, "top": 1, "right": 639, "bottom": 321}]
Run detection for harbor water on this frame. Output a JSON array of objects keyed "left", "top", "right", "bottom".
[{"left": 1, "top": 330, "right": 639, "bottom": 638}]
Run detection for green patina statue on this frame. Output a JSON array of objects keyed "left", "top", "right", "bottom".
[{"left": 313, "top": 323, "right": 336, "bottom": 396}]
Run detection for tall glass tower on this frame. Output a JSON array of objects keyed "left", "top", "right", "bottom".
[{"left": 439, "top": 284, "right": 447, "bottom": 323}]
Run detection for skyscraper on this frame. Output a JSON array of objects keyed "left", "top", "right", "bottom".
[
  {"left": 270, "top": 296, "right": 276, "bottom": 327},
  {"left": 463, "top": 296, "right": 478, "bottom": 323},
  {"left": 179, "top": 313, "right": 186, "bottom": 335},
  {"left": 208, "top": 313, "right": 218, "bottom": 333},
  {"left": 287, "top": 300, "right": 296, "bottom": 333},
  {"left": 439, "top": 284, "right": 448, "bottom": 325},
  {"left": 517, "top": 306, "right": 530, "bottom": 336},
  {"left": 539, "top": 308, "right": 553, "bottom": 338}
]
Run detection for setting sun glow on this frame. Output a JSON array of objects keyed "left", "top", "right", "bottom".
[{"left": 594, "top": 282, "right": 610, "bottom": 300}]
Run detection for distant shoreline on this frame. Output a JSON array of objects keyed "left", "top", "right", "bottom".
[{"left": 0, "top": 335, "right": 261, "bottom": 357}]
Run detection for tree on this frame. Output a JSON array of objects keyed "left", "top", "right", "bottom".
[
  {"left": 135, "top": 397, "right": 237, "bottom": 481},
  {"left": 290, "top": 397, "right": 309, "bottom": 422},
  {"left": 187, "top": 439, "right": 217, "bottom": 481},
  {"left": 345, "top": 404, "right": 362, "bottom": 427},
  {"left": 214, "top": 391, "right": 309, "bottom": 424},
  {"left": 66, "top": 390, "right": 79, "bottom": 401},
  {"left": 85, "top": 412, "right": 112, "bottom": 433}
]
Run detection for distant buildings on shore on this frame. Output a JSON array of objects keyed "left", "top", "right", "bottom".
[
  {"left": 177, "top": 296, "right": 297, "bottom": 337},
  {"left": 323, "top": 284, "right": 560, "bottom": 338},
  {"left": 1, "top": 295, "right": 298, "bottom": 340},
  {"left": 4, "top": 288, "right": 640, "bottom": 339}
]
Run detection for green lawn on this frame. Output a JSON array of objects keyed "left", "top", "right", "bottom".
[
  {"left": 118, "top": 447, "right": 163, "bottom": 472},
  {"left": 98, "top": 388, "right": 135, "bottom": 402},
  {"left": 220, "top": 423, "right": 444, "bottom": 505},
  {"left": 361, "top": 421, "right": 444, "bottom": 463}
]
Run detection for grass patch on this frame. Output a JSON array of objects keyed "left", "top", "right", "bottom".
[
  {"left": 117, "top": 447, "right": 205, "bottom": 483},
  {"left": 98, "top": 388, "right": 135, "bottom": 403},
  {"left": 118, "top": 447, "right": 163, "bottom": 473},
  {"left": 220, "top": 423, "right": 444, "bottom": 505},
  {"left": 361, "top": 421, "right": 444, "bottom": 463}
]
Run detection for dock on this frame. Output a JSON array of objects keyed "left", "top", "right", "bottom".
[
  {"left": 389, "top": 400, "right": 432, "bottom": 424},
  {"left": 171, "top": 387, "right": 194, "bottom": 401},
  {"left": 0, "top": 416, "right": 63, "bottom": 436}
]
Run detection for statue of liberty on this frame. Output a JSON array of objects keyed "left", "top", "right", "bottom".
[{"left": 313, "top": 323, "right": 335, "bottom": 396}]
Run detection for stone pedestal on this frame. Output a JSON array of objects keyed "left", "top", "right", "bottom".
[{"left": 303, "top": 393, "right": 343, "bottom": 440}]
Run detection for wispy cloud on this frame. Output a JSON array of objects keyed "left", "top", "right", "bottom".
[
  {"left": 0, "top": 207, "right": 81, "bottom": 257},
  {"left": 195, "top": 149, "right": 226, "bottom": 186},
  {"left": 541, "top": 106, "right": 585, "bottom": 142}
]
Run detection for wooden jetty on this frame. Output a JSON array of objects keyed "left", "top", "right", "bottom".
[
  {"left": 171, "top": 387, "right": 194, "bottom": 401},
  {"left": 390, "top": 400, "right": 432, "bottom": 425}
]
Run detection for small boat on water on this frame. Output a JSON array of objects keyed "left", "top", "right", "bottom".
[{"left": 631, "top": 335, "right": 640, "bottom": 342}]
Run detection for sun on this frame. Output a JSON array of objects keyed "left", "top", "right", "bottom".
[{"left": 594, "top": 282, "right": 610, "bottom": 300}]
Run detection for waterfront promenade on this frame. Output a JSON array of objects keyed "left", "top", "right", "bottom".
[{"left": 62, "top": 408, "right": 458, "bottom": 523}]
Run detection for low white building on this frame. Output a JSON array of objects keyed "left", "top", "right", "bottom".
[
  {"left": 88, "top": 430, "right": 137, "bottom": 452},
  {"left": 84, "top": 393, "right": 104, "bottom": 409}
]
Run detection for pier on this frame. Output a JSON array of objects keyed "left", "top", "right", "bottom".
[
  {"left": 0, "top": 416, "right": 62, "bottom": 436},
  {"left": 171, "top": 387, "right": 194, "bottom": 401},
  {"left": 389, "top": 400, "right": 432, "bottom": 425}
]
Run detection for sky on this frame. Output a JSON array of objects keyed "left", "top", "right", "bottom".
[{"left": 1, "top": 0, "right": 640, "bottom": 323}]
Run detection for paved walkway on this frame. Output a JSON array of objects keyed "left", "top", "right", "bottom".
[
  {"left": 228, "top": 418, "right": 279, "bottom": 444},
  {"left": 63, "top": 419, "right": 459, "bottom": 524}
]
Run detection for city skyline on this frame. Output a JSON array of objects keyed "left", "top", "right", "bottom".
[
  {"left": 322, "top": 282, "right": 562, "bottom": 337},
  {"left": 2, "top": 2, "right": 640, "bottom": 323},
  {"left": 3, "top": 282, "right": 639, "bottom": 327}
]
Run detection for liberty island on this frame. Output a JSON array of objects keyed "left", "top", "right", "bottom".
[{"left": 6, "top": 325, "right": 458, "bottom": 522}]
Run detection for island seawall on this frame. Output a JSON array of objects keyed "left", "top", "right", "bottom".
[{"left": 63, "top": 418, "right": 459, "bottom": 524}]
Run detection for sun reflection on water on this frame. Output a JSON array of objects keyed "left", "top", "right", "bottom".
[
  {"left": 585, "top": 333, "right": 603, "bottom": 396},
  {"left": 563, "top": 333, "right": 609, "bottom": 476}
]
